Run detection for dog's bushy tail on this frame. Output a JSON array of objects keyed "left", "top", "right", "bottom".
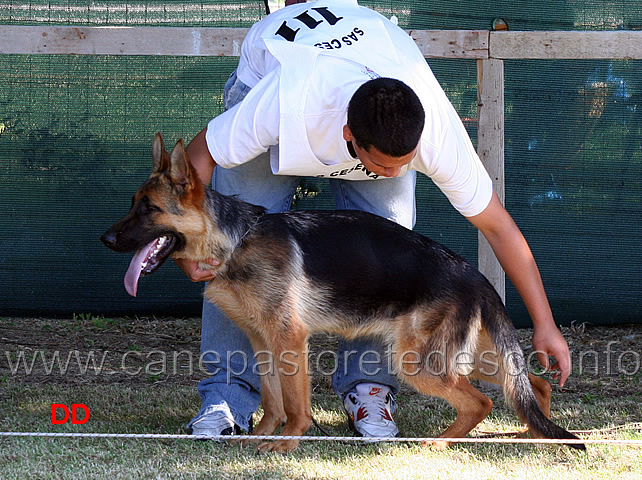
[{"left": 482, "top": 298, "right": 585, "bottom": 451}]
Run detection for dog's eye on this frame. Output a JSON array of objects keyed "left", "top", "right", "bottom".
[
  {"left": 138, "top": 196, "right": 162, "bottom": 214},
  {"left": 146, "top": 204, "right": 162, "bottom": 214}
]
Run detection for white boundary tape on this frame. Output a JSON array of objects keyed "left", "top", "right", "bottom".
[{"left": 0, "top": 432, "right": 640, "bottom": 446}]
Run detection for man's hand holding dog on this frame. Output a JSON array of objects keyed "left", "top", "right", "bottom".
[{"left": 175, "top": 258, "right": 220, "bottom": 282}]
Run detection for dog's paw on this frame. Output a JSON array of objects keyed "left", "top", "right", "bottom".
[
  {"left": 237, "top": 437, "right": 261, "bottom": 448},
  {"left": 423, "top": 439, "right": 453, "bottom": 450},
  {"left": 256, "top": 439, "right": 300, "bottom": 453},
  {"left": 227, "top": 437, "right": 251, "bottom": 447}
]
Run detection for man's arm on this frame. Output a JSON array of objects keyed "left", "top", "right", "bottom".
[
  {"left": 173, "top": 128, "right": 220, "bottom": 282},
  {"left": 186, "top": 127, "right": 216, "bottom": 187},
  {"left": 467, "top": 192, "right": 572, "bottom": 387},
  {"left": 175, "top": 73, "right": 279, "bottom": 283}
]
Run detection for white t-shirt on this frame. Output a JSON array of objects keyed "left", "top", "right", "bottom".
[{"left": 205, "top": 0, "right": 493, "bottom": 217}]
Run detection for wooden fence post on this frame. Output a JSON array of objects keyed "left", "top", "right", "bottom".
[{"left": 476, "top": 58, "right": 506, "bottom": 302}]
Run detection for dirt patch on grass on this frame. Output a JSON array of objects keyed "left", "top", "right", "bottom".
[{"left": 1, "top": 317, "right": 641, "bottom": 399}]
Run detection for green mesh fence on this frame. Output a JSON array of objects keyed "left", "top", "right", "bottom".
[{"left": 1, "top": 1, "right": 641, "bottom": 326}]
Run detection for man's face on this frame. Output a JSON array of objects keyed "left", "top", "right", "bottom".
[
  {"left": 352, "top": 142, "right": 416, "bottom": 178},
  {"left": 343, "top": 125, "right": 416, "bottom": 178}
]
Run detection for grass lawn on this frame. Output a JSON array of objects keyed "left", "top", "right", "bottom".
[{"left": 1, "top": 317, "right": 641, "bottom": 479}]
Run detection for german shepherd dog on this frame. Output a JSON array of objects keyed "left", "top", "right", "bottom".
[{"left": 101, "top": 134, "right": 584, "bottom": 453}]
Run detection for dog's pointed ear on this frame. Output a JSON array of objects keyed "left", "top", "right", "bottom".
[
  {"left": 168, "top": 139, "right": 197, "bottom": 194},
  {"left": 152, "top": 133, "right": 170, "bottom": 173}
]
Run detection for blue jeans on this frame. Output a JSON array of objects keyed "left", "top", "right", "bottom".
[{"left": 189, "top": 73, "right": 417, "bottom": 431}]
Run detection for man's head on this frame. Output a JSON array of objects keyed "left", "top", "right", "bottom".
[{"left": 345, "top": 77, "right": 425, "bottom": 177}]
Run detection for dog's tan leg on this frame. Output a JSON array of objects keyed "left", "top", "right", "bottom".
[
  {"left": 403, "top": 373, "right": 493, "bottom": 450},
  {"left": 502, "top": 373, "right": 552, "bottom": 439},
  {"left": 249, "top": 340, "right": 287, "bottom": 439},
  {"left": 528, "top": 372, "right": 552, "bottom": 418},
  {"left": 466, "top": 348, "right": 535, "bottom": 437},
  {"left": 257, "top": 325, "right": 312, "bottom": 453},
  {"left": 431, "top": 377, "right": 493, "bottom": 449},
  {"left": 255, "top": 365, "right": 287, "bottom": 434},
  {"left": 231, "top": 343, "right": 287, "bottom": 448},
  {"left": 468, "top": 330, "right": 553, "bottom": 434}
]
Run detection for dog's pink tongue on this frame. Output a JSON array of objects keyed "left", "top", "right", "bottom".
[{"left": 124, "top": 242, "right": 155, "bottom": 297}]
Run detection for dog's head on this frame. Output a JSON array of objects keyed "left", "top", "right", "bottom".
[{"left": 101, "top": 133, "right": 206, "bottom": 296}]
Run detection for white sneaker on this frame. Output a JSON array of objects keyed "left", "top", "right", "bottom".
[
  {"left": 186, "top": 405, "right": 242, "bottom": 438},
  {"left": 343, "top": 383, "right": 399, "bottom": 438}
]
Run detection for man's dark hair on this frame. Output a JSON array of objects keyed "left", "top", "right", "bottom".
[{"left": 347, "top": 77, "right": 425, "bottom": 157}]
